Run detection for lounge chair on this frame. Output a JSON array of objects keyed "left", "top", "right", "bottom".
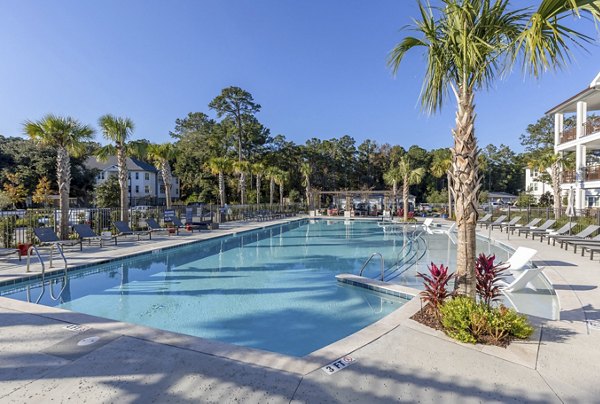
[
  {"left": 518, "top": 219, "right": 556, "bottom": 238},
  {"left": 494, "top": 216, "right": 521, "bottom": 232},
  {"left": 113, "top": 221, "right": 151, "bottom": 244},
  {"left": 581, "top": 245, "right": 600, "bottom": 260},
  {"left": 535, "top": 222, "right": 575, "bottom": 242},
  {"left": 483, "top": 215, "right": 507, "bottom": 229},
  {"left": 33, "top": 227, "right": 82, "bottom": 251},
  {"left": 563, "top": 234, "right": 600, "bottom": 253},
  {"left": 477, "top": 213, "right": 493, "bottom": 227},
  {"left": 498, "top": 267, "right": 545, "bottom": 292},
  {"left": 73, "top": 224, "right": 105, "bottom": 248},
  {"left": 510, "top": 218, "right": 541, "bottom": 235},
  {"left": 422, "top": 218, "right": 433, "bottom": 228},
  {"left": 550, "top": 224, "right": 600, "bottom": 247},
  {"left": 504, "top": 247, "right": 537, "bottom": 273},
  {"left": 146, "top": 218, "right": 172, "bottom": 235},
  {"left": 171, "top": 216, "right": 202, "bottom": 233}
]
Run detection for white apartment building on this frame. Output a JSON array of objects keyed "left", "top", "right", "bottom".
[
  {"left": 547, "top": 71, "right": 600, "bottom": 210},
  {"left": 85, "top": 156, "right": 180, "bottom": 205},
  {"left": 524, "top": 167, "right": 551, "bottom": 200}
]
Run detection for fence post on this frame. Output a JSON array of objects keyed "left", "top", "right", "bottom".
[{"left": 546, "top": 207, "right": 550, "bottom": 221}]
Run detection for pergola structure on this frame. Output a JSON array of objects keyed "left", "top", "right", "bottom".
[{"left": 312, "top": 189, "right": 415, "bottom": 212}]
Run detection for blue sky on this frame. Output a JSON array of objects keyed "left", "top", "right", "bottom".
[{"left": 1, "top": 1, "right": 599, "bottom": 151}]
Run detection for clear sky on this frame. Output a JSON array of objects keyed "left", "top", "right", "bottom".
[{"left": 1, "top": 1, "right": 599, "bottom": 151}]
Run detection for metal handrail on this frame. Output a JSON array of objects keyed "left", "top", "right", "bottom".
[
  {"left": 359, "top": 252, "right": 385, "bottom": 281},
  {"left": 25, "top": 244, "right": 69, "bottom": 304}
]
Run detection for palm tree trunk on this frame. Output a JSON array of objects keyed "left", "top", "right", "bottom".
[
  {"left": 393, "top": 181, "right": 397, "bottom": 214},
  {"left": 270, "top": 179, "right": 274, "bottom": 206},
  {"left": 447, "top": 172, "right": 453, "bottom": 218},
  {"left": 305, "top": 184, "right": 311, "bottom": 209},
  {"left": 403, "top": 177, "right": 409, "bottom": 222},
  {"left": 219, "top": 171, "right": 225, "bottom": 207},
  {"left": 279, "top": 183, "right": 284, "bottom": 207},
  {"left": 161, "top": 161, "right": 173, "bottom": 209},
  {"left": 56, "top": 146, "right": 70, "bottom": 239},
  {"left": 256, "top": 175, "right": 261, "bottom": 205},
  {"left": 240, "top": 172, "right": 246, "bottom": 205},
  {"left": 117, "top": 146, "right": 129, "bottom": 222},
  {"left": 552, "top": 162, "right": 561, "bottom": 219},
  {"left": 451, "top": 88, "right": 479, "bottom": 298}
]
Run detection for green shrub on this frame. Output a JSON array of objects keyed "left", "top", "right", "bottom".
[{"left": 440, "top": 296, "right": 534, "bottom": 345}]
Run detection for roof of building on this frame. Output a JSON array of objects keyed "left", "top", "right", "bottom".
[
  {"left": 546, "top": 71, "right": 600, "bottom": 114},
  {"left": 85, "top": 156, "right": 158, "bottom": 173}
]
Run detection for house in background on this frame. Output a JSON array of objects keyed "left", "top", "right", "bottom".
[
  {"left": 548, "top": 71, "right": 600, "bottom": 210},
  {"left": 85, "top": 156, "right": 180, "bottom": 206}
]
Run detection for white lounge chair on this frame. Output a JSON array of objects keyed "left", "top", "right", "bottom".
[
  {"left": 422, "top": 218, "right": 433, "bottom": 228},
  {"left": 505, "top": 246, "right": 537, "bottom": 272},
  {"left": 498, "top": 267, "right": 544, "bottom": 292}
]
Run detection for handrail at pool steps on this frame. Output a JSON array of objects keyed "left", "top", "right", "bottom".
[
  {"left": 359, "top": 252, "right": 385, "bottom": 281},
  {"left": 384, "top": 230, "right": 428, "bottom": 281},
  {"left": 25, "top": 244, "right": 69, "bottom": 304}
]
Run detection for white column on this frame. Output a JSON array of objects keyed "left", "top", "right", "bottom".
[
  {"left": 576, "top": 101, "right": 587, "bottom": 139},
  {"left": 554, "top": 113, "right": 563, "bottom": 150}
]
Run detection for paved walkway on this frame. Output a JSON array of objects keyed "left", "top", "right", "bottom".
[{"left": 0, "top": 218, "right": 598, "bottom": 403}]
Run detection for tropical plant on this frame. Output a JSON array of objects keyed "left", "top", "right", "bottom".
[
  {"left": 474, "top": 253, "right": 508, "bottom": 308},
  {"left": 300, "top": 161, "right": 313, "bottom": 209},
  {"left": 0, "top": 190, "right": 11, "bottom": 210},
  {"left": 96, "top": 114, "right": 135, "bottom": 222},
  {"left": 147, "top": 143, "right": 176, "bottom": 208},
  {"left": 206, "top": 157, "right": 233, "bottom": 207},
  {"left": 24, "top": 114, "right": 94, "bottom": 238},
  {"left": 388, "top": 0, "right": 600, "bottom": 296},
  {"left": 94, "top": 175, "right": 120, "bottom": 208},
  {"left": 2, "top": 172, "right": 27, "bottom": 209},
  {"left": 233, "top": 160, "right": 251, "bottom": 205},
  {"left": 252, "top": 162, "right": 266, "bottom": 205},
  {"left": 416, "top": 262, "right": 455, "bottom": 319},
  {"left": 266, "top": 166, "right": 279, "bottom": 206},
  {"left": 527, "top": 150, "right": 574, "bottom": 218},
  {"left": 430, "top": 154, "right": 453, "bottom": 216},
  {"left": 273, "top": 169, "right": 288, "bottom": 207},
  {"left": 397, "top": 156, "right": 425, "bottom": 222},
  {"left": 383, "top": 165, "right": 402, "bottom": 213}
]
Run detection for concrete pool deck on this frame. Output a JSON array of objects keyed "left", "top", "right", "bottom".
[{"left": 0, "top": 217, "right": 599, "bottom": 402}]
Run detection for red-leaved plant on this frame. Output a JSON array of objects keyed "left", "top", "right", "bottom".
[
  {"left": 417, "top": 263, "right": 455, "bottom": 318},
  {"left": 475, "top": 253, "right": 509, "bottom": 308}
]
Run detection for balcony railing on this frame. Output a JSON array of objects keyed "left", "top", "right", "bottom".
[
  {"left": 562, "top": 170, "right": 576, "bottom": 183},
  {"left": 585, "top": 117, "right": 600, "bottom": 137},
  {"left": 559, "top": 126, "right": 576, "bottom": 144},
  {"left": 586, "top": 165, "right": 600, "bottom": 181}
]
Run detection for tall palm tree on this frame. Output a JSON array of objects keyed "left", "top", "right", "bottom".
[
  {"left": 397, "top": 156, "right": 425, "bottom": 222},
  {"left": 206, "top": 157, "right": 233, "bottom": 207},
  {"left": 528, "top": 150, "right": 574, "bottom": 218},
  {"left": 274, "top": 169, "right": 288, "bottom": 207},
  {"left": 383, "top": 165, "right": 402, "bottom": 214},
  {"left": 96, "top": 115, "right": 135, "bottom": 222},
  {"left": 233, "top": 160, "right": 251, "bottom": 205},
  {"left": 389, "top": 0, "right": 600, "bottom": 296},
  {"left": 430, "top": 155, "right": 453, "bottom": 216},
  {"left": 147, "top": 143, "right": 176, "bottom": 208},
  {"left": 24, "top": 115, "right": 94, "bottom": 238},
  {"left": 300, "top": 162, "right": 313, "bottom": 209},
  {"left": 266, "top": 167, "right": 279, "bottom": 207},
  {"left": 252, "top": 162, "right": 266, "bottom": 205}
]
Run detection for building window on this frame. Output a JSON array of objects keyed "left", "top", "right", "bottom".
[
  {"left": 587, "top": 196, "right": 600, "bottom": 207},
  {"left": 135, "top": 172, "right": 139, "bottom": 180},
  {"left": 135, "top": 185, "right": 139, "bottom": 194},
  {"left": 128, "top": 173, "right": 131, "bottom": 179},
  {"left": 145, "top": 173, "right": 150, "bottom": 180},
  {"left": 128, "top": 186, "right": 131, "bottom": 193},
  {"left": 145, "top": 185, "right": 150, "bottom": 194},
  {"left": 101, "top": 172, "right": 105, "bottom": 180},
  {"left": 533, "top": 183, "right": 538, "bottom": 191},
  {"left": 160, "top": 185, "right": 165, "bottom": 194}
]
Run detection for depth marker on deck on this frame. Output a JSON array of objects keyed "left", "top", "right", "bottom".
[{"left": 321, "top": 356, "right": 356, "bottom": 375}]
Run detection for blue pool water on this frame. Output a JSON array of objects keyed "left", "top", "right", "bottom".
[{"left": 1, "top": 219, "right": 425, "bottom": 357}]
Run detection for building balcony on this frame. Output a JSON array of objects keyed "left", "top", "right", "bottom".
[
  {"left": 561, "top": 165, "right": 600, "bottom": 183},
  {"left": 559, "top": 117, "right": 600, "bottom": 145}
]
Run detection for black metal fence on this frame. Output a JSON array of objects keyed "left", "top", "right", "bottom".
[{"left": 0, "top": 203, "right": 301, "bottom": 248}]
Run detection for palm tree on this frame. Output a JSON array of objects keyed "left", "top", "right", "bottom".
[
  {"left": 528, "top": 150, "right": 574, "bottom": 218},
  {"left": 397, "top": 156, "right": 425, "bottom": 222},
  {"left": 274, "top": 169, "right": 288, "bottom": 207},
  {"left": 206, "top": 157, "right": 233, "bottom": 207},
  {"left": 96, "top": 115, "right": 135, "bottom": 222},
  {"left": 383, "top": 165, "right": 402, "bottom": 214},
  {"left": 252, "top": 162, "right": 266, "bottom": 204},
  {"left": 389, "top": 0, "right": 600, "bottom": 296},
  {"left": 24, "top": 115, "right": 94, "bottom": 238},
  {"left": 233, "top": 160, "right": 251, "bottom": 205},
  {"left": 430, "top": 156, "right": 453, "bottom": 217},
  {"left": 300, "top": 162, "right": 313, "bottom": 209},
  {"left": 147, "top": 143, "right": 176, "bottom": 209},
  {"left": 266, "top": 167, "right": 279, "bottom": 207}
]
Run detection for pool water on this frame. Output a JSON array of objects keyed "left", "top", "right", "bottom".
[{"left": 1, "top": 219, "right": 427, "bottom": 357}]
